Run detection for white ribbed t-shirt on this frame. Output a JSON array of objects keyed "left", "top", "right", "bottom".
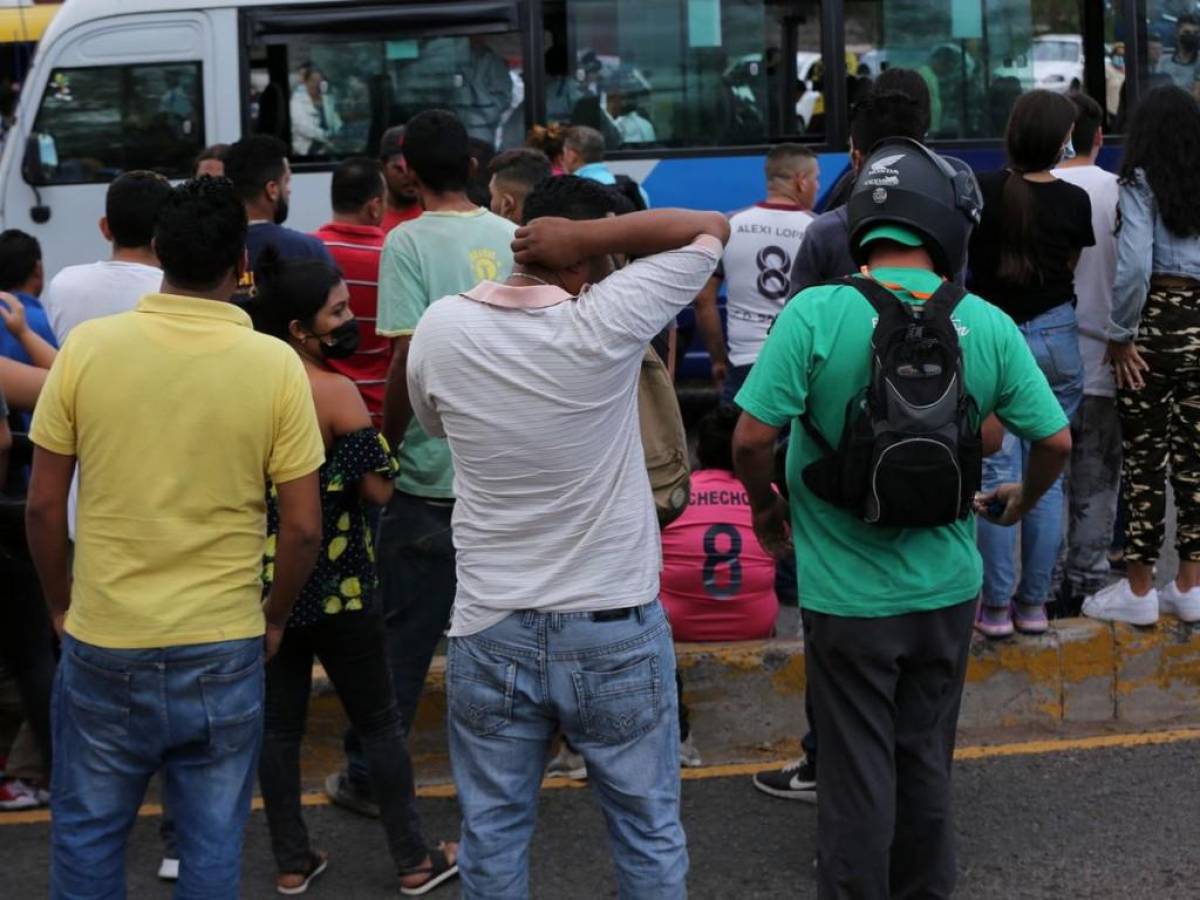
[{"left": 408, "top": 237, "right": 722, "bottom": 636}]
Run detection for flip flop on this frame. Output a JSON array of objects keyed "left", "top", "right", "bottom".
[
  {"left": 276, "top": 851, "right": 329, "bottom": 896},
  {"left": 399, "top": 844, "right": 459, "bottom": 896}
]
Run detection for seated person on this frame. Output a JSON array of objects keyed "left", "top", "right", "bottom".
[{"left": 661, "top": 406, "right": 778, "bottom": 641}]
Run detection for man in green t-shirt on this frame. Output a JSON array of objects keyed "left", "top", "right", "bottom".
[
  {"left": 733, "top": 140, "right": 1071, "bottom": 896},
  {"left": 327, "top": 109, "right": 516, "bottom": 815}
]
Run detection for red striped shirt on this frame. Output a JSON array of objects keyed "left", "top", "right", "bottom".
[
  {"left": 382, "top": 203, "right": 422, "bottom": 233},
  {"left": 312, "top": 221, "right": 390, "bottom": 425}
]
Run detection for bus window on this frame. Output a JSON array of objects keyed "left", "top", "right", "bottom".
[
  {"left": 844, "top": 1, "right": 1089, "bottom": 140},
  {"left": 29, "top": 62, "right": 203, "bottom": 183},
  {"left": 544, "top": 0, "right": 822, "bottom": 149},
  {"left": 245, "top": 32, "right": 525, "bottom": 162},
  {"left": 1133, "top": 2, "right": 1200, "bottom": 103}
]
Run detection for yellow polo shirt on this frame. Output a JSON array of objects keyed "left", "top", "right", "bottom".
[{"left": 30, "top": 293, "right": 324, "bottom": 649}]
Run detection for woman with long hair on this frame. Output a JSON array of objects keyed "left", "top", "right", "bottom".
[
  {"left": 968, "top": 89, "right": 1095, "bottom": 638},
  {"left": 1085, "top": 85, "right": 1200, "bottom": 625},
  {"left": 249, "top": 247, "right": 458, "bottom": 896}
]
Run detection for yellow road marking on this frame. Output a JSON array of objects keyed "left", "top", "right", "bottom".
[{"left": 5, "top": 727, "right": 1200, "bottom": 826}]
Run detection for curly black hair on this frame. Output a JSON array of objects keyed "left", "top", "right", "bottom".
[
  {"left": 521, "top": 174, "right": 617, "bottom": 224},
  {"left": 1120, "top": 85, "right": 1200, "bottom": 238},
  {"left": 154, "top": 176, "right": 247, "bottom": 291}
]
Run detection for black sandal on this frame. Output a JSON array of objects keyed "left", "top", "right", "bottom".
[
  {"left": 399, "top": 844, "right": 459, "bottom": 896},
  {"left": 276, "top": 850, "right": 329, "bottom": 896}
]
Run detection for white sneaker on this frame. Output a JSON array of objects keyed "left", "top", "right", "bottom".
[
  {"left": 545, "top": 746, "right": 587, "bottom": 780},
  {"left": 1159, "top": 582, "right": 1200, "bottom": 623},
  {"left": 679, "top": 734, "right": 703, "bottom": 768},
  {"left": 158, "top": 857, "right": 180, "bottom": 881},
  {"left": 1082, "top": 580, "right": 1159, "bottom": 626}
]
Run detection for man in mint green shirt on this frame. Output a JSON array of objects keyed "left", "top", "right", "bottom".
[
  {"left": 733, "top": 139, "right": 1071, "bottom": 897},
  {"left": 329, "top": 109, "right": 515, "bottom": 814}
]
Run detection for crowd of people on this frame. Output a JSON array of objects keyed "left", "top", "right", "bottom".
[{"left": 0, "top": 61, "right": 1196, "bottom": 900}]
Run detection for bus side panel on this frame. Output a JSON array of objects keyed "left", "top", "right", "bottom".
[{"left": 1, "top": 12, "right": 217, "bottom": 279}]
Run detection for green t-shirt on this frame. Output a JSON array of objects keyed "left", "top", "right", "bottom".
[
  {"left": 735, "top": 268, "right": 1068, "bottom": 618},
  {"left": 377, "top": 209, "right": 517, "bottom": 498}
]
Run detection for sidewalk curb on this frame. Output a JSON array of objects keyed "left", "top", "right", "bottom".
[{"left": 301, "top": 616, "right": 1200, "bottom": 778}]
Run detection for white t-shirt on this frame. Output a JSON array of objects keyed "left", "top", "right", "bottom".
[
  {"left": 42, "top": 260, "right": 163, "bottom": 342},
  {"left": 39, "top": 259, "right": 163, "bottom": 538},
  {"left": 722, "top": 203, "right": 814, "bottom": 367},
  {"left": 1052, "top": 165, "right": 1118, "bottom": 398},
  {"left": 408, "top": 237, "right": 723, "bottom": 637}
]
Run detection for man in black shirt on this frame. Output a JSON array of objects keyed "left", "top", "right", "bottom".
[
  {"left": 223, "top": 135, "right": 334, "bottom": 306},
  {"left": 788, "top": 71, "right": 930, "bottom": 296}
]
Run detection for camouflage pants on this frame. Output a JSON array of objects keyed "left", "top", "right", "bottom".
[{"left": 1117, "top": 285, "right": 1200, "bottom": 564}]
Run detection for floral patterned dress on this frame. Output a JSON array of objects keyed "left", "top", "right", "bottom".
[{"left": 262, "top": 427, "right": 397, "bottom": 628}]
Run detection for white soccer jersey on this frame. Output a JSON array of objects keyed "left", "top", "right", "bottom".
[{"left": 722, "top": 203, "right": 814, "bottom": 366}]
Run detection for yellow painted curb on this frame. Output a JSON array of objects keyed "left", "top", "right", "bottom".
[{"left": 5, "top": 727, "right": 1200, "bottom": 827}]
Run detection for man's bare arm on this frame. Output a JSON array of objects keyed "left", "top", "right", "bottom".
[
  {"left": 382, "top": 335, "right": 413, "bottom": 450},
  {"left": 513, "top": 209, "right": 731, "bottom": 269},
  {"left": 733, "top": 411, "right": 792, "bottom": 560},
  {"left": 26, "top": 447, "right": 75, "bottom": 634},
  {"left": 693, "top": 276, "right": 728, "bottom": 386},
  {"left": 976, "top": 426, "right": 1071, "bottom": 526}
]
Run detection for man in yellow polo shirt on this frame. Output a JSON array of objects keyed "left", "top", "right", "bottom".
[{"left": 25, "top": 177, "right": 325, "bottom": 899}]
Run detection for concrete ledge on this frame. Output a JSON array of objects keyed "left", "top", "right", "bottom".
[{"left": 299, "top": 616, "right": 1200, "bottom": 785}]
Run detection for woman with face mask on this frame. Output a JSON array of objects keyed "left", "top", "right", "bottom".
[
  {"left": 249, "top": 246, "right": 460, "bottom": 896},
  {"left": 967, "top": 88, "right": 1095, "bottom": 639}
]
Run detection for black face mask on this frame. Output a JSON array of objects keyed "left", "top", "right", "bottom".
[
  {"left": 273, "top": 195, "right": 290, "bottom": 225},
  {"left": 1181, "top": 32, "right": 1200, "bottom": 53},
  {"left": 312, "top": 319, "right": 360, "bottom": 359}
]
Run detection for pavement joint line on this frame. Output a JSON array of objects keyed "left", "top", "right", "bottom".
[{"left": 4, "top": 727, "right": 1200, "bottom": 827}]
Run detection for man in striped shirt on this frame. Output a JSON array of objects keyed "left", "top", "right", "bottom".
[{"left": 312, "top": 157, "right": 390, "bottom": 426}]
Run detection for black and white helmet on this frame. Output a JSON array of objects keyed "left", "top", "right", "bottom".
[{"left": 847, "top": 138, "right": 982, "bottom": 277}]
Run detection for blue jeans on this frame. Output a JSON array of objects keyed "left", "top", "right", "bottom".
[
  {"left": 978, "top": 302, "right": 1083, "bottom": 609},
  {"left": 447, "top": 600, "right": 687, "bottom": 900},
  {"left": 346, "top": 491, "right": 455, "bottom": 788},
  {"left": 50, "top": 635, "right": 263, "bottom": 900}
]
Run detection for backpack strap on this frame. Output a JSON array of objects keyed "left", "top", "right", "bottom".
[
  {"left": 921, "top": 280, "right": 967, "bottom": 322},
  {"left": 798, "top": 412, "right": 836, "bottom": 457},
  {"left": 841, "top": 275, "right": 912, "bottom": 319}
]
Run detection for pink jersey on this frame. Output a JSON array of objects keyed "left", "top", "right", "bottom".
[{"left": 660, "top": 469, "right": 779, "bottom": 642}]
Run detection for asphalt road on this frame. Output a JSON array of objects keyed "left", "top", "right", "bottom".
[{"left": 4, "top": 734, "right": 1199, "bottom": 899}]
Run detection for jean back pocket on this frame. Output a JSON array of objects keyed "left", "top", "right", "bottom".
[
  {"left": 447, "top": 642, "right": 516, "bottom": 737},
  {"left": 63, "top": 648, "right": 133, "bottom": 756},
  {"left": 572, "top": 654, "right": 661, "bottom": 745},
  {"left": 199, "top": 658, "right": 264, "bottom": 755}
]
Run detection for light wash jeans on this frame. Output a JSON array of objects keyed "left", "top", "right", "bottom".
[
  {"left": 50, "top": 634, "right": 263, "bottom": 900},
  {"left": 978, "top": 302, "right": 1084, "bottom": 609},
  {"left": 447, "top": 599, "right": 687, "bottom": 900}
]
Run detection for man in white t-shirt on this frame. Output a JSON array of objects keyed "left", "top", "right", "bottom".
[
  {"left": 1052, "top": 92, "right": 1122, "bottom": 615},
  {"left": 407, "top": 176, "right": 728, "bottom": 899},
  {"left": 35, "top": 169, "right": 177, "bottom": 875},
  {"left": 39, "top": 171, "right": 172, "bottom": 543},
  {"left": 41, "top": 172, "right": 170, "bottom": 342},
  {"left": 694, "top": 143, "right": 818, "bottom": 404}
]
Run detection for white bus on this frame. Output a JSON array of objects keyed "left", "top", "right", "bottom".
[{"left": 0, "top": 0, "right": 1155, "bottom": 375}]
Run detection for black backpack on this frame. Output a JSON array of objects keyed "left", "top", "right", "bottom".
[{"left": 798, "top": 276, "right": 981, "bottom": 528}]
